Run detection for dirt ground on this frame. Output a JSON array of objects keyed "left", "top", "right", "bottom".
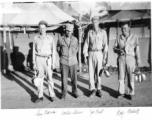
[{"left": 1, "top": 69, "right": 152, "bottom": 109}]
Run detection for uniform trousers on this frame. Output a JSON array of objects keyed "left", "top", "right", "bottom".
[
  {"left": 88, "top": 51, "right": 103, "bottom": 90},
  {"left": 118, "top": 55, "right": 136, "bottom": 95},
  {"left": 36, "top": 56, "right": 55, "bottom": 98},
  {"left": 60, "top": 64, "right": 78, "bottom": 95}
]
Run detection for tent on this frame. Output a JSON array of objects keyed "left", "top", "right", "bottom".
[
  {"left": 94, "top": 2, "right": 151, "bottom": 10},
  {"left": 110, "top": 2, "right": 151, "bottom": 10},
  {"left": 8, "top": 3, "right": 75, "bottom": 26},
  {"left": 101, "top": 10, "right": 150, "bottom": 23}
]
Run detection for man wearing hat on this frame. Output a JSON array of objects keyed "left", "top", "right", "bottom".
[
  {"left": 83, "top": 16, "right": 108, "bottom": 98},
  {"left": 33, "top": 20, "right": 56, "bottom": 103},
  {"left": 113, "top": 22, "right": 140, "bottom": 100},
  {"left": 57, "top": 24, "right": 79, "bottom": 99}
]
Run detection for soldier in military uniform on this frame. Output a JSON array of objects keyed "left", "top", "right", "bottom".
[
  {"left": 113, "top": 22, "right": 140, "bottom": 100},
  {"left": 33, "top": 20, "right": 56, "bottom": 103},
  {"left": 57, "top": 24, "right": 79, "bottom": 100},
  {"left": 83, "top": 16, "right": 108, "bottom": 98}
]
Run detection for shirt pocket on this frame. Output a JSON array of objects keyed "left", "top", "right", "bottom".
[
  {"left": 129, "top": 40, "right": 136, "bottom": 50},
  {"left": 71, "top": 44, "right": 77, "bottom": 55},
  {"left": 44, "top": 41, "right": 51, "bottom": 50},
  {"left": 36, "top": 42, "right": 42, "bottom": 51},
  {"left": 89, "top": 34, "right": 96, "bottom": 44},
  {"left": 61, "top": 45, "right": 68, "bottom": 56},
  {"left": 96, "top": 36, "right": 104, "bottom": 49}
]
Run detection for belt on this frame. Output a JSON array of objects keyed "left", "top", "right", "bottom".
[
  {"left": 36, "top": 54, "right": 52, "bottom": 58},
  {"left": 89, "top": 49, "right": 102, "bottom": 52}
]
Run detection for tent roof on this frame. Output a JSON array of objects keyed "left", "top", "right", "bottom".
[
  {"left": 101, "top": 10, "right": 150, "bottom": 23},
  {"left": 4, "top": 3, "right": 75, "bottom": 26},
  {"left": 2, "top": 13, "right": 18, "bottom": 25},
  {"left": 110, "top": 2, "right": 151, "bottom": 10},
  {"left": 54, "top": 2, "right": 90, "bottom": 22}
]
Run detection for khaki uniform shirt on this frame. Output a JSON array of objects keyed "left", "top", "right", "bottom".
[
  {"left": 83, "top": 28, "right": 108, "bottom": 57},
  {"left": 33, "top": 34, "right": 56, "bottom": 64},
  {"left": 114, "top": 33, "right": 140, "bottom": 61},
  {"left": 57, "top": 35, "right": 78, "bottom": 66}
]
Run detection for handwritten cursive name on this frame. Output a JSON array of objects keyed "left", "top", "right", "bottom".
[
  {"left": 116, "top": 110, "right": 125, "bottom": 119},
  {"left": 90, "top": 109, "right": 104, "bottom": 117},
  {"left": 127, "top": 108, "right": 140, "bottom": 114},
  {"left": 73, "top": 109, "right": 83, "bottom": 114},
  {"left": 35, "top": 109, "right": 57, "bottom": 118},
  {"left": 61, "top": 110, "right": 71, "bottom": 115}
]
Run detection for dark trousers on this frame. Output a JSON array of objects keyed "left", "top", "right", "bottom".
[{"left": 60, "top": 64, "right": 78, "bottom": 95}]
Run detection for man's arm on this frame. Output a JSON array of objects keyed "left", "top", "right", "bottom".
[
  {"left": 113, "top": 36, "right": 124, "bottom": 55},
  {"left": 56, "top": 35, "right": 61, "bottom": 56},
  {"left": 52, "top": 38, "right": 56, "bottom": 67},
  {"left": 83, "top": 31, "right": 89, "bottom": 58},
  {"left": 83, "top": 31, "right": 89, "bottom": 64},
  {"left": 72, "top": 37, "right": 79, "bottom": 55},
  {"left": 33, "top": 37, "right": 37, "bottom": 69},
  {"left": 103, "top": 30, "right": 108, "bottom": 64},
  {"left": 135, "top": 37, "right": 140, "bottom": 67}
]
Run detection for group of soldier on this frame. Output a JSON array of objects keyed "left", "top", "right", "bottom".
[{"left": 33, "top": 15, "right": 140, "bottom": 103}]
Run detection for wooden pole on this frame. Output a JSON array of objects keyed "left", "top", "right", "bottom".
[
  {"left": 89, "top": 9, "right": 92, "bottom": 21},
  {"left": 106, "top": 24, "right": 110, "bottom": 45},
  {"left": 106, "top": 24, "right": 110, "bottom": 65},
  {"left": 148, "top": 21, "right": 151, "bottom": 68},
  {"left": 8, "top": 28, "right": 13, "bottom": 50},
  {"left": 3, "top": 27, "right": 7, "bottom": 74},
  {"left": 116, "top": 19, "right": 119, "bottom": 39},
  {"left": 78, "top": 14, "right": 82, "bottom": 73},
  {"left": 8, "top": 28, "right": 14, "bottom": 71}
]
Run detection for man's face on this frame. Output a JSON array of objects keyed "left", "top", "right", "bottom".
[
  {"left": 121, "top": 24, "right": 130, "bottom": 36},
  {"left": 92, "top": 20, "right": 99, "bottom": 30},
  {"left": 39, "top": 24, "right": 46, "bottom": 35},
  {"left": 65, "top": 30, "right": 72, "bottom": 37}
]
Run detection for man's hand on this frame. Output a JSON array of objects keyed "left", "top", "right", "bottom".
[
  {"left": 120, "top": 49, "right": 125, "bottom": 55},
  {"left": 102, "top": 59, "right": 106, "bottom": 66},
  {"left": 84, "top": 56, "right": 88, "bottom": 65},
  {"left": 113, "top": 47, "right": 125, "bottom": 55},
  {"left": 52, "top": 63, "right": 55, "bottom": 70},
  {"left": 136, "top": 60, "right": 140, "bottom": 68},
  {"left": 33, "top": 63, "right": 37, "bottom": 70}
]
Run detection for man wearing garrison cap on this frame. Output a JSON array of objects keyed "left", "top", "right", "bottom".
[
  {"left": 57, "top": 24, "right": 79, "bottom": 99},
  {"left": 83, "top": 16, "right": 108, "bottom": 98},
  {"left": 33, "top": 20, "right": 56, "bottom": 103}
]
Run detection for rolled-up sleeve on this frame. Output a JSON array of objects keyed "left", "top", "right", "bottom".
[{"left": 83, "top": 31, "right": 89, "bottom": 57}]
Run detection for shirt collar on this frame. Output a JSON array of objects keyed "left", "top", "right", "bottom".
[
  {"left": 91, "top": 28, "right": 102, "bottom": 35},
  {"left": 38, "top": 34, "right": 48, "bottom": 40},
  {"left": 121, "top": 32, "right": 132, "bottom": 41}
]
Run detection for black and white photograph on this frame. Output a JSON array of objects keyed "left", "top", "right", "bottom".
[{"left": 0, "top": 0, "right": 151, "bottom": 119}]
